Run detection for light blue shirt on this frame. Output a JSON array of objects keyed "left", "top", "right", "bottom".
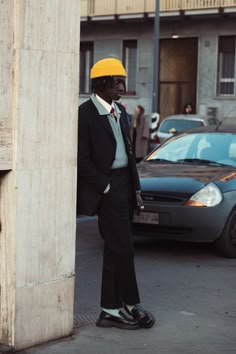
[{"left": 91, "top": 94, "right": 128, "bottom": 169}]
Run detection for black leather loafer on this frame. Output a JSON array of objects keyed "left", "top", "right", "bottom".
[
  {"left": 124, "top": 304, "right": 155, "bottom": 328},
  {"left": 96, "top": 310, "right": 141, "bottom": 330}
]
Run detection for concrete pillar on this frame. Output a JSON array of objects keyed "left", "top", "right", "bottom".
[{"left": 0, "top": 0, "right": 80, "bottom": 350}]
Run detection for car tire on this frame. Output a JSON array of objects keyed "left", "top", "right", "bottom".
[{"left": 216, "top": 209, "right": 236, "bottom": 258}]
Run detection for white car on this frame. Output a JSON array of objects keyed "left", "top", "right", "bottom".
[{"left": 157, "top": 114, "right": 220, "bottom": 144}]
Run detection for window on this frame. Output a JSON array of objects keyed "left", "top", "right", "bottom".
[
  {"left": 80, "top": 42, "right": 94, "bottom": 94},
  {"left": 159, "top": 119, "right": 203, "bottom": 133},
  {"left": 123, "top": 40, "right": 137, "bottom": 95},
  {"left": 217, "top": 36, "right": 236, "bottom": 96}
]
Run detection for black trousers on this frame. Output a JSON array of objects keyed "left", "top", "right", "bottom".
[{"left": 97, "top": 167, "right": 140, "bottom": 309}]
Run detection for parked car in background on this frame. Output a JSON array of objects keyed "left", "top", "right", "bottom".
[
  {"left": 133, "top": 124, "right": 236, "bottom": 258},
  {"left": 156, "top": 114, "right": 220, "bottom": 144}
]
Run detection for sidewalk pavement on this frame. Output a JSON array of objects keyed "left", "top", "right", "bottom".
[
  {"left": 3, "top": 217, "right": 236, "bottom": 354},
  {"left": 16, "top": 321, "right": 161, "bottom": 354},
  {"left": 15, "top": 216, "right": 160, "bottom": 354}
]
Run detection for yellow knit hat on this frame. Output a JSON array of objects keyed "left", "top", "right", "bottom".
[{"left": 90, "top": 58, "right": 127, "bottom": 79}]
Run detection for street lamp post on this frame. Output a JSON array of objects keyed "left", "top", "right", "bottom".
[
  {"left": 152, "top": 0, "right": 160, "bottom": 114},
  {"left": 150, "top": 0, "right": 160, "bottom": 147}
]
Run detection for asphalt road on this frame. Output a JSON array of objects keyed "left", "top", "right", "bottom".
[
  {"left": 74, "top": 217, "right": 236, "bottom": 354},
  {"left": 18, "top": 217, "right": 236, "bottom": 354}
]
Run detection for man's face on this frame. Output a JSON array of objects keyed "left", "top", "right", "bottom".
[{"left": 102, "top": 76, "right": 126, "bottom": 103}]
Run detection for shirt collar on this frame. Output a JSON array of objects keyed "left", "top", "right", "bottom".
[
  {"left": 95, "top": 94, "right": 113, "bottom": 114},
  {"left": 91, "top": 94, "right": 121, "bottom": 117}
]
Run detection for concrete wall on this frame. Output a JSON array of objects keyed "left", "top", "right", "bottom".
[
  {"left": 197, "top": 19, "right": 236, "bottom": 120},
  {"left": 80, "top": 17, "right": 236, "bottom": 120},
  {"left": 0, "top": 0, "right": 80, "bottom": 350},
  {"left": 0, "top": 1, "right": 13, "bottom": 170}
]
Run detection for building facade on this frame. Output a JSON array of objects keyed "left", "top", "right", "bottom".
[{"left": 80, "top": 0, "right": 236, "bottom": 122}]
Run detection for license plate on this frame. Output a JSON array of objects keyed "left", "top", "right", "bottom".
[{"left": 133, "top": 212, "right": 159, "bottom": 225}]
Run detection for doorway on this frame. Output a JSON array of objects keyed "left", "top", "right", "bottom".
[{"left": 159, "top": 37, "right": 198, "bottom": 121}]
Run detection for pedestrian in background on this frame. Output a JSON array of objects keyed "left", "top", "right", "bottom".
[
  {"left": 130, "top": 105, "right": 150, "bottom": 163},
  {"left": 120, "top": 101, "right": 132, "bottom": 126},
  {"left": 183, "top": 102, "right": 194, "bottom": 114},
  {"left": 77, "top": 58, "right": 155, "bottom": 330}
]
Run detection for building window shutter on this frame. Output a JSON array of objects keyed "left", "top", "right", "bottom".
[
  {"left": 123, "top": 40, "right": 137, "bottom": 95},
  {"left": 217, "top": 36, "right": 236, "bottom": 96},
  {"left": 80, "top": 42, "right": 94, "bottom": 94}
]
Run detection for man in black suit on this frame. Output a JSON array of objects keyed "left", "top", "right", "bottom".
[{"left": 77, "top": 58, "right": 155, "bottom": 330}]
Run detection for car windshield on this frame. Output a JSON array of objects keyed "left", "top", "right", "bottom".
[
  {"left": 159, "top": 118, "right": 203, "bottom": 133},
  {"left": 146, "top": 132, "right": 236, "bottom": 167}
]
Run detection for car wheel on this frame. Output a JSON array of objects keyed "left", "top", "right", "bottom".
[{"left": 216, "top": 210, "right": 236, "bottom": 258}]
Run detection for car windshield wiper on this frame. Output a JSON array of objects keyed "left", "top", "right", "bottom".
[
  {"left": 176, "top": 158, "right": 225, "bottom": 166},
  {"left": 147, "top": 158, "right": 178, "bottom": 164}
]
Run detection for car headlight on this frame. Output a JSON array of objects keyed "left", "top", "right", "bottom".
[{"left": 185, "top": 183, "right": 223, "bottom": 207}]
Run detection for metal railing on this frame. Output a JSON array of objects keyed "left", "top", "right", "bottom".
[{"left": 81, "top": 0, "right": 236, "bottom": 17}]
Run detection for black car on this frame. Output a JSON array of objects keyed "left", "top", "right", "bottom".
[{"left": 133, "top": 124, "right": 236, "bottom": 258}]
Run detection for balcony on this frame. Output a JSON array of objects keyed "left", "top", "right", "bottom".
[{"left": 81, "top": 0, "right": 236, "bottom": 20}]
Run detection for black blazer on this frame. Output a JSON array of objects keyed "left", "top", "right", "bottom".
[{"left": 77, "top": 98, "right": 140, "bottom": 216}]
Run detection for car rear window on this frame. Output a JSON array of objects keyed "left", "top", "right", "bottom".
[{"left": 159, "top": 119, "right": 204, "bottom": 133}]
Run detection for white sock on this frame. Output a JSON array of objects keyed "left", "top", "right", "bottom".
[
  {"left": 103, "top": 308, "right": 121, "bottom": 317},
  {"left": 126, "top": 304, "right": 135, "bottom": 312}
]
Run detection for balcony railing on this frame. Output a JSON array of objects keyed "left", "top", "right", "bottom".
[{"left": 81, "top": 0, "right": 236, "bottom": 17}]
